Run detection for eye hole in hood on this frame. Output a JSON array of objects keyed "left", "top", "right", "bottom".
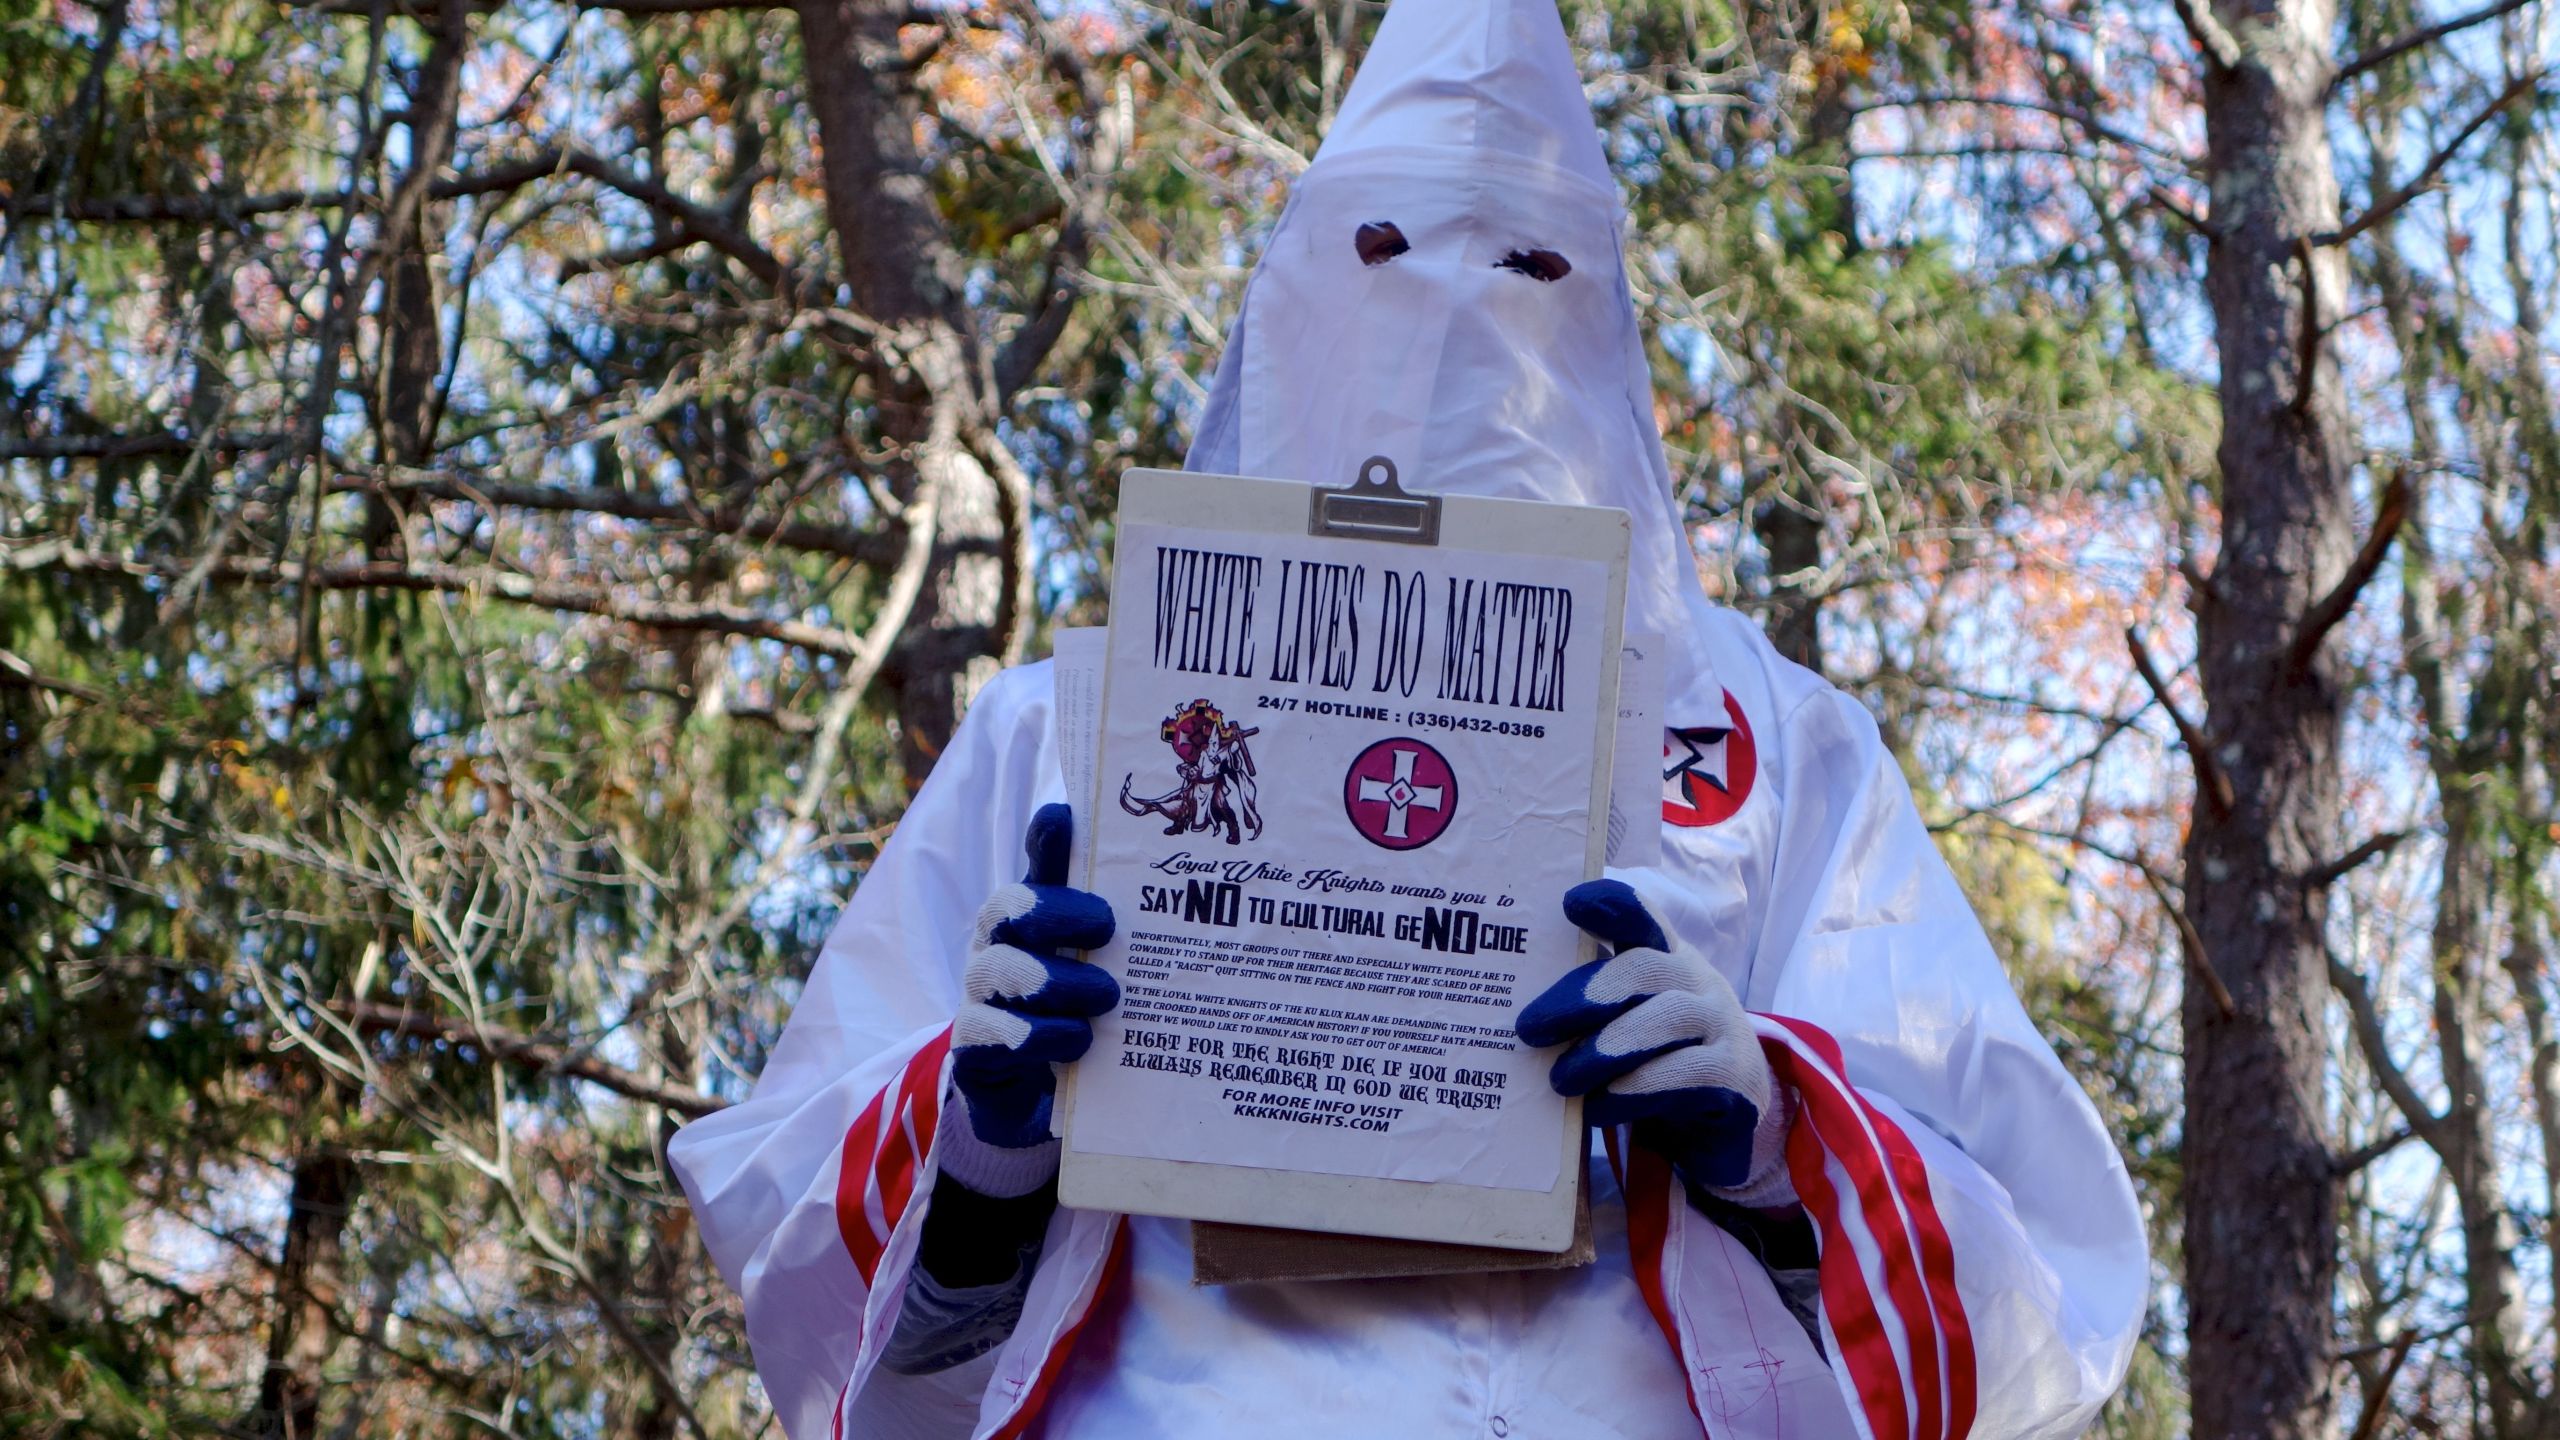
[
  {"left": 1354, "top": 221, "right": 1411, "bottom": 266},
  {"left": 1494, "top": 247, "right": 1571, "bottom": 282}
]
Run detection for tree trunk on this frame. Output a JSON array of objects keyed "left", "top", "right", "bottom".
[
  {"left": 2504, "top": 928, "right": 2560, "bottom": 1402},
  {"left": 793, "top": 0, "right": 1007, "bottom": 786},
  {"left": 1752, "top": 477, "right": 1826, "bottom": 674},
  {"left": 1752, "top": 75, "right": 1859, "bottom": 677},
  {"left": 354, "top": 0, "right": 462, "bottom": 566},
  {"left": 248, "top": 1151, "right": 357, "bottom": 1440},
  {"left": 2180, "top": 0, "right": 2358, "bottom": 1434},
  {"left": 630, "top": 1008, "right": 702, "bottom": 1440},
  {"left": 2431, "top": 785, "right": 2534, "bottom": 1439}
]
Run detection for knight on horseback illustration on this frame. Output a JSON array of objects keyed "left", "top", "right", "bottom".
[{"left": 1119, "top": 698, "right": 1263, "bottom": 845}]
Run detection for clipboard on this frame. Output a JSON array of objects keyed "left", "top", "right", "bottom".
[{"left": 1055, "top": 460, "right": 1631, "bottom": 1258}]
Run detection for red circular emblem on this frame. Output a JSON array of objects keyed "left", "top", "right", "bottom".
[
  {"left": 1662, "top": 690, "right": 1757, "bottom": 828},
  {"left": 1343, "top": 738, "right": 1459, "bottom": 850}
]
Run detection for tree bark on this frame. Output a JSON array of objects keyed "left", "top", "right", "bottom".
[
  {"left": 376, "top": 11, "right": 461, "bottom": 478},
  {"left": 2180, "top": 0, "right": 2359, "bottom": 1433},
  {"left": 1751, "top": 73, "right": 1860, "bottom": 678},
  {"left": 2431, "top": 783, "right": 2534, "bottom": 1439},
  {"left": 2504, "top": 928, "right": 2560, "bottom": 1401},
  {"left": 1752, "top": 479, "right": 1826, "bottom": 674},
  {"left": 792, "top": 0, "right": 1008, "bottom": 786},
  {"left": 248, "top": 1151, "right": 358, "bottom": 1440},
  {"left": 629, "top": 1013, "right": 702, "bottom": 1440}
]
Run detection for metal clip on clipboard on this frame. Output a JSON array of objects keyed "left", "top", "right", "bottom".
[{"left": 1308, "top": 456, "right": 1441, "bottom": 546}]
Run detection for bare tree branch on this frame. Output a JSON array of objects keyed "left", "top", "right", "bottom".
[
  {"left": 2145, "top": 865, "right": 2238, "bottom": 1018},
  {"left": 262, "top": 965, "right": 718, "bottom": 1440},
  {"left": 2343, "top": 1327, "right": 2424, "bottom": 1440},
  {"left": 1849, "top": 92, "right": 2200, "bottom": 168},
  {"left": 270, "top": 0, "right": 793, "bottom": 17},
  {"left": 2285, "top": 469, "right": 2414, "bottom": 679},
  {"left": 2307, "top": 829, "right": 2414, "bottom": 887},
  {"left": 579, "top": 0, "right": 791, "bottom": 11},
  {"left": 556, "top": 231, "right": 703, "bottom": 279},
  {"left": 2334, "top": 0, "right": 2541, "bottom": 89},
  {"left": 329, "top": 473, "right": 935, "bottom": 566},
  {"left": 271, "top": 0, "right": 979, "bottom": 16},
  {"left": 535, "top": 148, "right": 794, "bottom": 289},
  {"left": 659, "top": 470, "right": 946, "bottom": 967},
  {"left": 0, "top": 430, "right": 291, "bottom": 459},
  {"left": 2126, "top": 625, "right": 2237, "bottom": 818},
  {"left": 992, "top": 215, "right": 1090, "bottom": 403},
  {"left": 14, "top": 146, "right": 800, "bottom": 293},
  {"left": 2147, "top": 183, "right": 2219, "bottom": 239},
  {"left": 9, "top": 188, "right": 319, "bottom": 222},
  {"left": 2328, "top": 952, "right": 2447, "bottom": 1144},
  {"left": 2334, "top": 1127, "right": 2418, "bottom": 1177},
  {"left": 2503, "top": 932, "right": 2560, "bottom": 1376},
  {"left": 2290, "top": 236, "right": 2328, "bottom": 417},
  {"left": 1853, "top": 143, "right": 2101, "bottom": 163},
  {"left": 0, "top": 543, "right": 882, "bottom": 658},
  {"left": 2317, "top": 71, "right": 2546, "bottom": 246},
  {"left": 334, "top": 1000, "right": 724, "bottom": 1117},
  {"left": 2170, "top": 0, "right": 2244, "bottom": 72},
  {"left": 0, "top": 648, "right": 109, "bottom": 703}
]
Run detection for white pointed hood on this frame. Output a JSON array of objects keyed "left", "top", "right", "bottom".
[
  {"left": 1316, "top": 0, "right": 1612, "bottom": 178},
  {"left": 1186, "top": 0, "right": 1721, "bottom": 706}
]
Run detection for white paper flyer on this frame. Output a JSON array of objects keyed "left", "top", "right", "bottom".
[{"left": 1068, "top": 520, "right": 1614, "bottom": 1194}]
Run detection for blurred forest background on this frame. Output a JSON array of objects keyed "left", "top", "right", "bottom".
[{"left": 1, "top": 0, "right": 2555, "bottom": 1433}]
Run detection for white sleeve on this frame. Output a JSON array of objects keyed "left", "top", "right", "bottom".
[
  {"left": 667, "top": 668, "right": 1062, "bottom": 1439},
  {"left": 669, "top": 1024, "right": 958, "bottom": 1439},
  {"left": 1749, "top": 690, "right": 2150, "bottom": 1440}
]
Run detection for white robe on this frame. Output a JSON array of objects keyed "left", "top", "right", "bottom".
[{"left": 667, "top": 603, "right": 2148, "bottom": 1440}]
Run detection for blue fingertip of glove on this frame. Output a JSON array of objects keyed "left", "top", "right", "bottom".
[
  {"left": 1560, "top": 878, "right": 1670, "bottom": 954},
  {"left": 1546, "top": 1025, "right": 1698, "bottom": 1098},
  {"left": 992, "top": 889, "right": 1116, "bottom": 954},
  {"left": 1000, "top": 804, "right": 1116, "bottom": 953},
  {"left": 1025, "top": 803, "right": 1076, "bottom": 886},
  {"left": 1516, "top": 955, "right": 1633, "bottom": 1049},
  {"left": 1514, "top": 881, "right": 1667, "bottom": 1050}
]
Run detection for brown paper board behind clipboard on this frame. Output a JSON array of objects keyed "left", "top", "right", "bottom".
[{"left": 1191, "top": 1183, "right": 1596, "bottom": 1285}]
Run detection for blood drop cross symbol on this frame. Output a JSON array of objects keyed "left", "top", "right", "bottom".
[{"left": 1344, "top": 738, "right": 1458, "bottom": 850}]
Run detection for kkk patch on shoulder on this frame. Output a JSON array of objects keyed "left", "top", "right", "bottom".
[{"left": 1662, "top": 691, "right": 1757, "bottom": 828}]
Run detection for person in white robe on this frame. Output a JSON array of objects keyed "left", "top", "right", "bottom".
[{"left": 667, "top": 0, "right": 2151, "bottom": 1435}]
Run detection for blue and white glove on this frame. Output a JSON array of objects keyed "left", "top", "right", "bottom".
[
  {"left": 942, "top": 804, "right": 1118, "bottom": 1195},
  {"left": 1517, "top": 879, "right": 1793, "bottom": 1205}
]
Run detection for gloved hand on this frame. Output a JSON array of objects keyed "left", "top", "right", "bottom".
[
  {"left": 950, "top": 804, "right": 1119, "bottom": 1152},
  {"left": 1517, "top": 878, "right": 1792, "bottom": 1203}
]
